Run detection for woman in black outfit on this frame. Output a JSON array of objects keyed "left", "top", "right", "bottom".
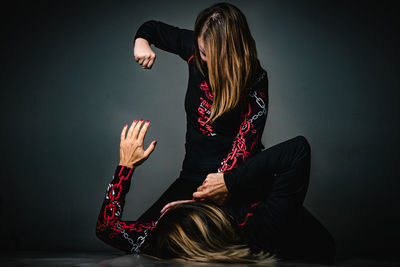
[
  {"left": 96, "top": 2, "right": 335, "bottom": 263},
  {"left": 132, "top": 2, "right": 270, "bottom": 222},
  {"left": 96, "top": 120, "right": 336, "bottom": 264}
]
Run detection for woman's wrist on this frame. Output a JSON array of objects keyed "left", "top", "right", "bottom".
[
  {"left": 135, "top": 37, "right": 150, "bottom": 46},
  {"left": 118, "top": 161, "right": 135, "bottom": 169}
]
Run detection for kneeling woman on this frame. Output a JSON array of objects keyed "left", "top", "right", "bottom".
[{"left": 95, "top": 120, "right": 335, "bottom": 264}]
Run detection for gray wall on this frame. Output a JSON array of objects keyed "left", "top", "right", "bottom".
[{"left": 1, "top": 0, "right": 399, "bottom": 259}]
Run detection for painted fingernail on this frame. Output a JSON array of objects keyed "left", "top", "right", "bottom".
[
  {"left": 140, "top": 119, "right": 143, "bottom": 122},
  {"left": 133, "top": 119, "right": 137, "bottom": 123},
  {"left": 154, "top": 141, "right": 157, "bottom": 145},
  {"left": 146, "top": 120, "right": 150, "bottom": 123}
]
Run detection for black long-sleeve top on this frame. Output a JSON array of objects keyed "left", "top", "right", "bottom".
[{"left": 133, "top": 20, "right": 269, "bottom": 184}]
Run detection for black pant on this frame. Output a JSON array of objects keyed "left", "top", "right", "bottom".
[
  {"left": 137, "top": 136, "right": 335, "bottom": 264},
  {"left": 224, "top": 136, "right": 335, "bottom": 264}
]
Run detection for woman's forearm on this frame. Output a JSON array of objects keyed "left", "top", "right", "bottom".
[
  {"left": 96, "top": 165, "right": 155, "bottom": 253},
  {"left": 96, "top": 120, "right": 157, "bottom": 252},
  {"left": 134, "top": 20, "right": 194, "bottom": 62}
]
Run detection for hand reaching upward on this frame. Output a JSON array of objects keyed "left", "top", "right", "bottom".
[{"left": 119, "top": 119, "right": 157, "bottom": 168}]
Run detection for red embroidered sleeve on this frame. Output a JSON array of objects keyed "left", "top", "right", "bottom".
[
  {"left": 95, "top": 165, "right": 156, "bottom": 254},
  {"left": 218, "top": 88, "right": 268, "bottom": 173}
]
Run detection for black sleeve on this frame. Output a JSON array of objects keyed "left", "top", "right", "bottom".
[
  {"left": 218, "top": 84, "right": 268, "bottom": 174},
  {"left": 134, "top": 20, "right": 194, "bottom": 62},
  {"left": 95, "top": 165, "right": 157, "bottom": 254},
  {"left": 217, "top": 70, "right": 268, "bottom": 176},
  {"left": 223, "top": 147, "right": 268, "bottom": 197}
]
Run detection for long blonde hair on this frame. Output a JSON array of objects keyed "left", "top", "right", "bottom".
[
  {"left": 193, "top": 2, "right": 262, "bottom": 124},
  {"left": 140, "top": 201, "right": 276, "bottom": 264}
]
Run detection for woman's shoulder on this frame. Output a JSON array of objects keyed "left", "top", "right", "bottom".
[{"left": 243, "top": 66, "right": 268, "bottom": 95}]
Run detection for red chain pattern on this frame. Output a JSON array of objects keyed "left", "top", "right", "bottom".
[
  {"left": 96, "top": 166, "right": 156, "bottom": 241},
  {"left": 218, "top": 102, "right": 253, "bottom": 172},
  {"left": 218, "top": 89, "right": 267, "bottom": 173},
  {"left": 239, "top": 202, "right": 261, "bottom": 226},
  {"left": 103, "top": 167, "right": 132, "bottom": 223}
]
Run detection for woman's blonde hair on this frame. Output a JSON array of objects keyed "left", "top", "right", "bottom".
[
  {"left": 140, "top": 201, "right": 276, "bottom": 264},
  {"left": 193, "top": 2, "right": 262, "bottom": 124}
]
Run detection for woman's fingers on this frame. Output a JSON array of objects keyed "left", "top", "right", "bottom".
[
  {"left": 143, "top": 140, "right": 157, "bottom": 158},
  {"left": 162, "top": 200, "right": 181, "bottom": 212},
  {"left": 193, "top": 191, "right": 206, "bottom": 199},
  {"left": 121, "top": 124, "right": 128, "bottom": 143},
  {"left": 146, "top": 57, "right": 155, "bottom": 68},
  {"left": 160, "top": 202, "right": 176, "bottom": 214},
  {"left": 137, "top": 120, "right": 150, "bottom": 145},
  {"left": 131, "top": 119, "right": 144, "bottom": 140},
  {"left": 120, "top": 117, "right": 156, "bottom": 168},
  {"left": 141, "top": 57, "right": 150, "bottom": 68},
  {"left": 160, "top": 200, "right": 194, "bottom": 213},
  {"left": 127, "top": 119, "right": 138, "bottom": 140},
  {"left": 138, "top": 58, "right": 145, "bottom": 65},
  {"left": 197, "top": 185, "right": 205, "bottom": 192},
  {"left": 160, "top": 204, "right": 170, "bottom": 213}
]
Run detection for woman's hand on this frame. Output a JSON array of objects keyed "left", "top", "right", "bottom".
[
  {"left": 193, "top": 173, "right": 229, "bottom": 206},
  {"left": 160, "top": 200, "right": 194, "bottom": 214},
  {"left": 119, "top": 119, "right": 157, "bottom": 168},
  {"left": 134, "top": 38, "right": 156, "bottom": 69}
]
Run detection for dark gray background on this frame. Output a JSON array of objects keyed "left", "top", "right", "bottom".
[{"left": 1, "top": 0, "right": 399, "bottom": 260}]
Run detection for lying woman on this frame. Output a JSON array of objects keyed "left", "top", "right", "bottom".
[{"left": 95, "top": 120, "right": 336, "bottom": 264}]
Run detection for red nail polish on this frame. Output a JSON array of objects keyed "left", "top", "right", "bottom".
[
  {"left": 140, "top": 119, "right": 143, "bottom": 122},
  {"left": 146, "top": 120, "right": 150, "bottom": 123},
  {"left": 133, "top": 119, "right": 137, "bottom": 123},
  {"left": 154, "top": 141, "right": 157, "bottom": 145},
  {"left": 124, "top": 124, "right": 127, "bottom": 127}
]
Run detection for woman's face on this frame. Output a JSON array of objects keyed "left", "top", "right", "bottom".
[{"left": 197, "top": 36, "right": 207, "bottom": 62}]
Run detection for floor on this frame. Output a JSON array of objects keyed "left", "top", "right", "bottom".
[{"left": 0, "top": 251, "right": 399, "bottom": 267}]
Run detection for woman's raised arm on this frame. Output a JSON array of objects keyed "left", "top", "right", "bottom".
[
  {"left": 95, "top": 120, "right": 157, "bottom": 253},
  {"left": 134, "top": 20, "right": 194, "bottom": 65}
]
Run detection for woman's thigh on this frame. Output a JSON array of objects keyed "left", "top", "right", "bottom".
[
  {"left": 228, "top": 135, "right": 311, "bottom": 204},
  {"left": 137, "top": 177, "right": 202, "bottom": 222}
]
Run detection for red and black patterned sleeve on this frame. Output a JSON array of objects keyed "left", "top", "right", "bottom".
[
  {"left": 134, "top": 20, "right": 194, "bottom": 62},
  {"left": 95, "top": 165, "right": 156, "bottom": 254},
  {"left": 218, "top": 72, "right": 269, "bottom": 191}
]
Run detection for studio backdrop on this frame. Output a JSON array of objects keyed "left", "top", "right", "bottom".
[{"left": 1, "top": 0, "right": 399, "bottom": 260}]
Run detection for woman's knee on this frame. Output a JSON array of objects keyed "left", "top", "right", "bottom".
[{"left": 294, "top": 135, "right": 311, "bottom": 157}]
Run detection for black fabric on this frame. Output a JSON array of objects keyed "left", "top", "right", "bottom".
[
  {"left": 135, "top": 20, "right": 269, "bottom": 181},
  {"left": 224, "top": 135, "right": 311, "bottom": 202},
  {"left": 275, "top": 206, "right": 336, "bottom": 264},
  {"left": 223, "top": 135, "right": 336, "bottom": 264}
]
